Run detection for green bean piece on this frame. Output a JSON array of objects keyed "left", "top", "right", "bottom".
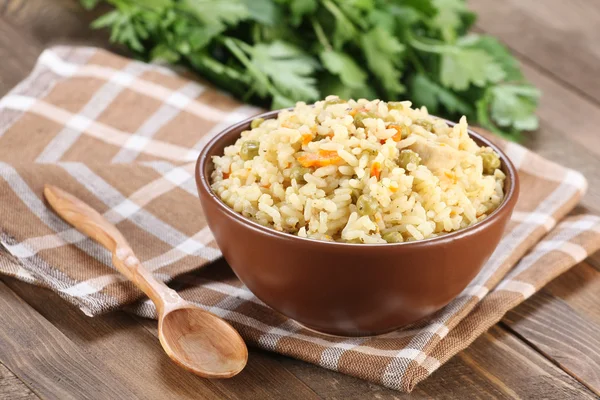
[
  {"left": 350, "top": 188, "right": 362, "bottom": 203},
  {"left": 240, "top": 140, "right": 260, "bottom": 161},
  {"left": 250, "top": 118, "right": 265, "bottom": 129},
  {"left": 353, "top": 111, "right": 376, "bottom": 128},
  {"left": 356, "top": 194, "right": 378, "bottom": 216},
  {"left": 398, "top": 149, "right": 421, "bottom": 169},
  {"left": 324, "top": 98, "right": 346, "bottom": 107},
  {"left": 382, "top": 231, "right": 404, "bottom": 243},
  {"left": 480, "top": 150, "right": 501, "bottom": 174}
]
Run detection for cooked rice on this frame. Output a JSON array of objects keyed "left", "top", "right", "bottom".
[{"left": 211, "top": 96, "right": 506, "bottom": 244}]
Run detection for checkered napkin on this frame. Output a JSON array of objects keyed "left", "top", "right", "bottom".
[{"left": 1, "top": 47, "right": 599, "bottom": 392}]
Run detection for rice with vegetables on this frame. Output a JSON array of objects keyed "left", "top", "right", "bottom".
[{"left": 211, "top": 96, "right": 505, "bottom": 244}]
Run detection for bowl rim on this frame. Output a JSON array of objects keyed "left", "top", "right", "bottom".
[{"left": 196, "top": 108, "right": 519, "bottom": 249}]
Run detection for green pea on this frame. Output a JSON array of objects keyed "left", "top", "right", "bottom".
[
  {"left": 382, "top": 231, "right": 404, "bottom": 243},
  {"left": 356, "top": 194, "right": 378, "bottom": 216},
  {"left": 398, "top": 149, "right": 421, "bottom": 169},
  {"left": 240, "top": 140, "right": 260, "bottom": 161},
  {"left": 345, "top": 238, "right": 364, "bottom": 244},
  {"left": 250, "top": 118, "right": 265, "bottom": 129},
  {"left": 324, "top": 98, "right": 346, "bottom": 107},
  {"left": 353, "top": 111, "right": 377, "bottom": 128},
  {"left": 387, "top": 102, "right": 404, "bottom": 111},
  {"left": 290, "top": 166, "right": 309, "bottom": 182},
  {"left": 414, "top": 119, "right": 433, "bottom": 131},
  {"left": 480, "top": 150, "right": 501, "bottom": 175}
]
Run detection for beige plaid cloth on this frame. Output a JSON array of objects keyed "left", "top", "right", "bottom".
[{"left": 1, "top": 47, "right": 599, "bottom": 392}]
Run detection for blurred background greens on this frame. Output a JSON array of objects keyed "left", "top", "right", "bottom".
[{"left": 80, "top": 0, "right": 540, "bottom": 141}]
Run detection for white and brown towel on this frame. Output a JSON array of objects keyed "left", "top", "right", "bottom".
[{"left": 0, "top": 47, "right": 598, "bottom": 392}]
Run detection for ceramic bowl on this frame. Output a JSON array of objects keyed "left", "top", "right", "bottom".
[{"left": 195, "top": 109, "right": 519, "bottom": 336}]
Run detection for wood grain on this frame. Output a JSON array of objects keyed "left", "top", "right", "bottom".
[
  {"left": 502, "top": 263, "right": 600, "bottom": 396},
  {"left": 3, "top": 277, "right": 320, "bottom": 400},
  {"left": 0, "top": 364, "right": 38, "bottom": 400},
  {"left": 1, "top": 0, "right": 114, "bottom": 48},
  {"left": 0, "top": 16, "right": 41, "bottom": 95},
  {"left": 1, "top": 0, "right": 600, "bottom": 398},
  {"left": 468, "top": 0, "right": 600, "bottom": 104},
  {"left": 133, "top": 316, "right": 321, "bottom": 400},
  {"left": 279, "top": 325, "right": 597, "bottom": 400},
  {"left": 0, "top": 280, "right": 138, "bottom": 400}
]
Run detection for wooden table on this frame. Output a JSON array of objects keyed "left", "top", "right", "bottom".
[{"left": 1, "top": 1, "right": 599, "bottom": 398}]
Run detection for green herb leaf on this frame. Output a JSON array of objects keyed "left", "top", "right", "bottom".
[
  {"left": 320, "top": 50, "right": 367, "bottom": 89},
  {"left": 319, "top": 74, "right": 376, "bottom": 100},
  {"left": 361, "top": 27, "right": 406, "bottom": 97},
  {"left": 489, "top": 84, "right": 540, "bottom": 130},
  {"left": 179, "top": 0, "right": 249, "bottom": 30},
  {"left": 441, "top": 47, "right": 506, "bottom": 90},
  {"left": 323, "top": 0, "right": 357, "bottom": 49},
  {"left": 430, "top": 0, "right": 472, "bottom": 42},
  {"left": 80, "top": 0, "right": 541, "bottom": 140},
  {"left": 243, "top": 0, "right": 279, "bottom": 26},
  {"left": 289, "top": 0, "right": 317, "bottom": 26},
  {"left": 251, "top": 41, "right": 320, "bottom": 102},
  {"left": 411, "top": 73, "right": 473, "bottom": 115},
  {"left": 464, "top": 35, "right": 524, "bottom": 81}
]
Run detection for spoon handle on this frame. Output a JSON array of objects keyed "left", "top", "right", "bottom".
[{"left": 44, "top": 185, "right": 184, "bottom": 314}]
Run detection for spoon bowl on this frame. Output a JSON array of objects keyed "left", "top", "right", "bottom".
[
  {"left": 44, "top": 185, "right": 247, "bottom": 378},
  {"left": 159, "top": 307, "right": 248, "bottom": 378}
]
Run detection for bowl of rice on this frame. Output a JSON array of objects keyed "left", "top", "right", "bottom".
[{"left": 196, "top": 96, "right": 519, "bottom": 336}]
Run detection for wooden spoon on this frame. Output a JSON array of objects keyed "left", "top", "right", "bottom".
[{"left": 44, "top": 185, "right": 248, "bottom": 378}]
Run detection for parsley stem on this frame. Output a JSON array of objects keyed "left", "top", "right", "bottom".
[
  {"left": 311, "top": 19, "right": 332, "bottom": 51},
  {"left": 408, "top": 33, "right": 454, "bottom": 54},
  {"left": 222, "top": 37, "right": 280, "bottom": 98},
  {"left": 407, "top": 49, "right": 425, "bottom": 74}
]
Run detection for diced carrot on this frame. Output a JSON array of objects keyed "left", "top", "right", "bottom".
[
  {"left": 391, "top": 125, "right": 408, "bottom": 141},
  {"left": 297, "top": 150, "right": 343, "bottom": 168},
  {"left": 301, "top": 133, "right": 314, "bottom": 146},
  {"left": 370, "top": 162, "right": 381, "bottom": 180},
  {"left": 223, "top": 172, "right": 230, "bottom": 179}
]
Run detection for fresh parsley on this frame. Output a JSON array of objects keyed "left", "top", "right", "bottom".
[{"left": 82, "top": 0, "right": 539, "bottom": 140}]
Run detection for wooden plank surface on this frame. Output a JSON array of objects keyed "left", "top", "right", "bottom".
[
  {"left": 1, "top": 0, "right": 600, "bottom": 399},
  {"left": 468, "top": 0, "right": 600, "bottom": 104},
  {"left": 502, "top": 262, "right": 600, "bottom": 396},
  {"left": 3, "top": 276, "right": 597, "bottom": 400},
  {"left": 0, "top": 364, "right": 38, "bottom": 400},
  {"left": 0, "top": 281, "right": 139, "bottom": 400},
  {"left": 2, "top": 277, "right": 321, "bottom": 400},
  {"left": 277, "top": 325, "right": 597, "bottom": 399}
]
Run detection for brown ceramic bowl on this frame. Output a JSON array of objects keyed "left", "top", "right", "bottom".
[{"left": 196, "top": 109, "right": 519, "bottom": 336}]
